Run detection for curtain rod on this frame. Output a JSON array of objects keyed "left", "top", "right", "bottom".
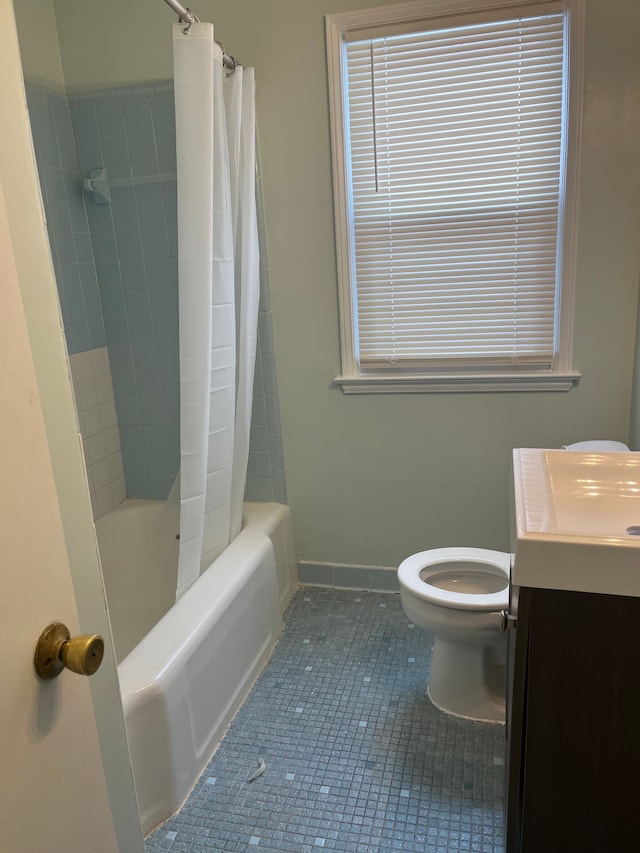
[{"left": 162, "top": 0, "right": 239, "bottom": 71}]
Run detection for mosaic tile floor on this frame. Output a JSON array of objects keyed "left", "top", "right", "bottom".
[{"left": 144, "top": 588, "right": 505, "bottom": 852}]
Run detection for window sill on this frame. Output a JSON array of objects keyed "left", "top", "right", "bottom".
[{"left": 334, "top": 371, "right": 581, "bottom": 394}]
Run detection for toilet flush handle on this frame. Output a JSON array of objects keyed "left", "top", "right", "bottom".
[{"left": 500, "top": 610, "right": 517, "bottom": 632}]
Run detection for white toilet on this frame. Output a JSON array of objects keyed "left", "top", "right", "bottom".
[
  {"left": 398, "top": 547, "right": 510, "bottom": 723},
  {"left": 397, "top": 440, "right": 632, "bottom": 724}
]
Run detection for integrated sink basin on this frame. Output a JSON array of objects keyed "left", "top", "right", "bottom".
[{"left": 512, "top": 448, "right": 640, "bottom": 597}]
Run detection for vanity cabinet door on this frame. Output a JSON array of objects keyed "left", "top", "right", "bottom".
[{"left": 508, "top": 586, "right": 640, "bottom": 853}]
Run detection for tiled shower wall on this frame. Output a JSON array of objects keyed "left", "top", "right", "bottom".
[
  {"left": 69, "top": 82, "right": 181, "bottom": 502},
  {"left": 25, "top": 78, "right": 286, "bottom": 512},
  {"left": 25, "top": 82, "right": 122, "bottom": 518}
]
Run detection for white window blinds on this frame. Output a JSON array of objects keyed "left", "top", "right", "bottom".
[{"left": 344, "top": 9, "right": 566, "bottom": 371}]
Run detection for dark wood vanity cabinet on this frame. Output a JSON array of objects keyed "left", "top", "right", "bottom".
[{"left": 505, "top": 585, "right": 640, "bottom": 853}]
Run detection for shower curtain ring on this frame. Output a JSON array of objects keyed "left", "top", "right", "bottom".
[{"left": 181, "top": 7, "right": 199, "bottom": 35}]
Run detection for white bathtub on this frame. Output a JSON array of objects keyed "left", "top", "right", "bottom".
[{"left": 96, "top": 501, "right": 297, "bottom": 835}]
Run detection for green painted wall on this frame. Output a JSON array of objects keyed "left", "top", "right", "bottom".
[
  {"left": 51, "top": 0, "right": 640, "bottom": 568},
  {"left": 13, "top": 0, "right": 65, "bottom": 89}
]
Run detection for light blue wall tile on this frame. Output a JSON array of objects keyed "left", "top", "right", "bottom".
[
  {"left": 73, "top": 232, "right": 93, "bottom": 262},
  {"left": 101, "top": 135, "right": 131, "bottom": 169},
  {"left": 41, "top": 164, "right": 66, "bottom": 200},
  {"left": 66, "top": 323, "right": 91, "bottom": 353},
  {"left": 145, "top": 256, "right": 174, "bottom": 288},
  {"left": 104, "top": 315, "right": 130, "bottom": 346},
  {"left": 268, "top": 433, "right": 285, "bottom": 470},
  {"left": 265, "top": 394, "right": 282, "bottom": 434},
  {"left": 134, "top": 180, "right": 162, "bottom": 200},
  {"left": 28, "top": 94, "right": 55, "bottom": 134},
  {"left": 124, "top": 289, "right": 151, "bottom": 317},
  {"left": 244, "top": 478, "right": 275, "bottom": 502},
  {"left": 124, "top": 475, "right": 150, "bottom": 498},
  {"left": 100, "top": 287, "right": 126, "bottom": 319},
  {"left": 253, "top": 364, "right": 265, "bottom": 397},
  {"left": 85, "top": 200, "right": 115, "bottom": 232},
  {"left": 120, "top": 257, "right": 148, "bottom": 289},
  {"left": 119, "top": 423, "right": 143, "bottom": 449},
  {"left": 83, "top": 290, "right": 103, "bottom": 322},
  {"left": 251, "top": 395, "right": 267, "bottom": 427},
  {"left": 74, "top": 134, "right": 103, "bottom": 170},
  {"left": 145, "top": 450, "right": 170, "bottom": 476},
  {"left": 24, "top": 95, "right": 109, "bottom": 359},
  {"left": 116, "top": 229, "right": 144, "bottom": 260},
  {"left": 136, "top": 371, "right": 162, "bottom": 398},
  {"left": 123, "top": 96, "right": 153, "bottom": 133},
  {"left": 137, "top": 195, "right": 168, "bottom": 229},
  {"left": 258, "top": 311, "right": 275, "bottom": 353},
  {"left": 63, "top": 169, "right": 83, "bottom": 201},
  {"left": 272, "top": 469, "right": 287, "bottom": 504},
  {"left": 334, "top": 566, "right": 372, "bottom": 591},
  {"left": 32, "top": 129, "right": 60, "bottom": 168},
  {"left": 111, "top": 198, "right": 140, "bottom": 230},
  {"left": 149, "top": 287, "right": 177, "bottom": 317},
  {"left": 151, "top": 90, "right": 175, "bottom": 132},
  {"left": 371, "top": 569, "right": 400, "bottom": 593},
  {"left": 260, "top": 266, "right": 271, "bottom": 312},
  {"left": 59, "top": 262, "right": 82, "bottom": 295},
  {"left": 128, "top": 132, "right": 158, "bottom": 168},
  {"left": 52, "top": 99, "right": 73, "bottom": 138},
  {"left": 160, "top": 370, "right": 179, "bottom": 399},
  {"left": 122, "top": 449, "right": 147, "bottom": 475},
  {"left": 142, "top": 424, "right": 168, "bottom": 450},
  {"left": 148, "top": 476, "right": 174, "bottom": 500},
  {"left": 63, "top": 297, "right": 85, "bottom": 326},
  {"left": 54, "top": 230, "right": 77, "bottom": 263},
  {"left": 248, "top": 451, "right": 272, "bottom": 479},
  {"left": 262, "top": 353, "right": 279, "bottom": 395},
  {"left": 141, "top": 228, "right": 169, "bottom": 259},
  {"left": 116, "top": 397, "right": 140, "bottom": 425},
  {"left": 57, "top": 134, "right": 78, "bottom": 171},
  {"left": 96, "top": 99, "right": 126, "bottom": 135},
  {"left": 155, "top": 131, "right": 176, "bottom": 166},
  {"left": 112, "top": 372, "right": 137, "bottom": 398},
  {"left": 139, "top": 399, "right": 167, "bottom": 426},
  {"left": 70, "top": 100, "right": 99, "bottom": 139},
  {"left": 298, "top": 563, "right": 334, "bottom": 587},
  {"left": 88, "top": 321, "right": 107, "bottom": 349},
  {"left": 91, "top": 229, "right": 118, "bottom": 261},
  {"left": 250, "top": 425, "right": 269, "bottom": 452},
  {"left": 108, "top": 345, "right": 134, "bottom": 372},
  {"left": 128, "top": 318, "right": 156, "bottom": 348},
  {"left": 93, "top": 259, "right": 121, "bottom": 289},
  {"left": 56, "top": 79, "right": 287, "bottom": 501},
  {"left": 80, "top": 262, "right": 99, "bottom": 293}
]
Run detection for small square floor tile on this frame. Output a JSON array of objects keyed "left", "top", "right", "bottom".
[{"left": 144, "top": 588, "right": 504, "bottom": 853}]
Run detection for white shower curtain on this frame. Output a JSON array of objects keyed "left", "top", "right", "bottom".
[{"left": 173, "top": 23, "right": 259, "bottom": 600}]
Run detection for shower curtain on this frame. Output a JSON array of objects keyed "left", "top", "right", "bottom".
[{"left": 173, "top": 23, "right": 259, "bottom": 600}]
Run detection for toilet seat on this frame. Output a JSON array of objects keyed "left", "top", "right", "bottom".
[{"left": 398, "top": 547, "right": 510, "bottom": 611}]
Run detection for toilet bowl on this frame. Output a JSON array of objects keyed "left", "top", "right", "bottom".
[{"left": 398, "top": 547, "right": 510, "bottom": 723}]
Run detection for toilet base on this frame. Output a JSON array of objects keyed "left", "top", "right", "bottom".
[{"left": 427, "top": 635, "right": 506, "bottom": 724}]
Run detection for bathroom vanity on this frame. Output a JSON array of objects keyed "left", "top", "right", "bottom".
[{"left": 506, "top": 449, "right": 640, "bottom": 853}]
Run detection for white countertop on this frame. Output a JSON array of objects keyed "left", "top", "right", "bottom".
[{"left": 511, "top": 448, "right": 640, "bottom": 597}]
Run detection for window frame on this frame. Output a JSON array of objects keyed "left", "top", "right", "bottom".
[{"left": 326, "top": 0, "right": 584, "bottom": 394}]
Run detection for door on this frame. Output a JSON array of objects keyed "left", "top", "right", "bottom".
[{"left": 0, "top": 3, "right": 143, "bottom": 851}]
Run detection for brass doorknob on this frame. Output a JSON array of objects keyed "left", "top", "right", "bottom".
[{"left": 34, "top": 622, "right": 104, "bottom": 679}]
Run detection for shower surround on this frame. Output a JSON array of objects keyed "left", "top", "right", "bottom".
[{"left": 25, "top": 77, "right": 286, "bottom": 517}]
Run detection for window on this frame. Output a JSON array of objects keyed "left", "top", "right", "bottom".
[{"left": 326, "top": 0, "right": 583, "bottom": 393}]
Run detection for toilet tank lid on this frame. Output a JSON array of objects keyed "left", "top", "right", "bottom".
[{"left": 563, "top": 440, "right": 630, "bottom": 452}]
